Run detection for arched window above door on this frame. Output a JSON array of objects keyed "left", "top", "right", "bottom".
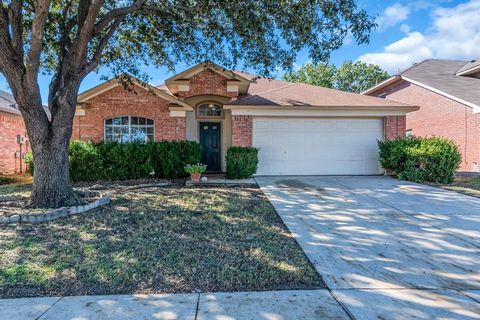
[{"left": 197, "top": 103, "right": 223, "bottom": 118}]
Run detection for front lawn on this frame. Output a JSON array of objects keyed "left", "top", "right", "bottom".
[
  {"left": 437, "top": 176, "right": 480, "bottom": 198},
  {"left": 0, "top": 182, "right": 322, "bottom": 298}
]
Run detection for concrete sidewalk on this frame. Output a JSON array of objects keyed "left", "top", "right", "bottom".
[{"left": 1, "top": 290, "right": 351, "bottom": 320}]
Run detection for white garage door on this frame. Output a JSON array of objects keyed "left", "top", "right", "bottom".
[{"left": 253, "top": 118, "right": 383, "bottom": 175}]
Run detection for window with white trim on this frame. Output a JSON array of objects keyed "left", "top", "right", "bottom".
[
  {"left": 197, "top": 103, "right": 223, "bottom": 118},
  {"left": 104, "top": 116, "right": 154, "bottom": 143}
]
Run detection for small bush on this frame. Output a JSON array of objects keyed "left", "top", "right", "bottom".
[
  {"left": 378, "top": 136, "right": 461, "bottom": 183},
  {"left": 151, "top": 140, "right": 201, "bottom": 179},
  {"left": 26, "top": 140, "right": 201, "bottom": 182},
  {"left": 226, "top": 146, "right": 259, "bottom": 179},
  {"left": 24, "top": 151, "right": 34, "bottom": 174},
  {"left": 69, "top": 141, "right": 103, "bottom": 182},
  {"left": 96, "top": 142, "right": 154, "bottom": 181}
]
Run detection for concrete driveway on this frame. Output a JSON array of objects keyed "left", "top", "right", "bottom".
[{"left": 256, "top": 176, "right": 480, "bottom": 319}]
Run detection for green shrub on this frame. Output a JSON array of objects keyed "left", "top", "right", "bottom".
[
  {"left": 24, "top": 151, "right": 34, "bottom": 174},
  {"left": 96, "top": 142, "right": 154, "bottom": 181},
  {"left": 151, "top": 140, "right": 201, "bottom": 179},
  {"left": 378, "top": 136, "right": 461, "bottom": 183},
  {"left": 25, "top": 140, "right": 201, "bottom": 182},
  {"left": 226, "top": 146, "right": 259, "bottom": 179},
  {"left": 69, "top": 141, "right": 104, "bottom": 182}
]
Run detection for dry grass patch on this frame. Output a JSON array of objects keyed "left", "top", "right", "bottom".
[
  {"left": 433, "top": 176, "right": 480, "bottom": 198},
  {"left": 0, "top": 182, "right": 323, "bottom": 298}
]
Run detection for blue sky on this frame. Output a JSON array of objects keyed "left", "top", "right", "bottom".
[{"left": 1, "top": 0, "right": 479, "bottom": 103}]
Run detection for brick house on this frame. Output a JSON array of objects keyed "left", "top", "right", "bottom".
[
  {"left": 0, "top": 90, "right": 29, "bottom": 174},
  {"left": 73, "top": 61, "right": 416, "bottom": 175},
  {"left": 1, "top": 61, "right": 417, "bottom": 176},
  {"left": 363, "top": 59, "right": 480, "bottom": 172}
]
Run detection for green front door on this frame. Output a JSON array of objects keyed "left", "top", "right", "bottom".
[{"left": 200, "top": 122, "right": 221, "bottom": 172}]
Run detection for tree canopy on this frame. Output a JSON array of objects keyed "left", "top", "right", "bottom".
[
  {"left": 282, "top": 60, "right": 390, "bottom": 93},
  {"left": 0, "top": 0, "right": 376, "bottom": 207}
]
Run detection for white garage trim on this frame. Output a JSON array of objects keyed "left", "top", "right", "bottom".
[
  {"left": 224, "top": 105, "right": 415, "bottom": 117},
  {"left": 253, "top": 117, "right": 383, "bottom": 176}
]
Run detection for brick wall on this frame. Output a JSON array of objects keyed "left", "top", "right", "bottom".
[
  {"left": 375, "top": 80, "right": 480, "bottom": 172},
  {"left": 0, "top": 112, "right": 29, "bottom": 174},
  {"left": 73, "top": 85, "right": 185, "bottom": 142},
  {"left": 231, "top": 115, "right": 252, "bottom": 146},
  {"left": 385, "top": 115, "right": 406, "bottom": 140},
  {"left": 178, "top": 69, "right": 237, "bottom": 99}
]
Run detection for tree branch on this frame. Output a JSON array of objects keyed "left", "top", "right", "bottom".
[
  {"left": 8, "top": 0, "right": 23, "bottom": 56},
  {"left": 93, "top": 0, "right": 147, "bottom": 36},
  {"left": 26, "top": 0, "right": 51, "bottom": 80},
  {"left": 82, "top": 17, "right": 123, "bottom": 76}
]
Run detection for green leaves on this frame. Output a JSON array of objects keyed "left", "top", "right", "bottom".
[
  {"left": 26, "top": 140, "right": 201, "bottom": 182},
  {"left": 24, "top": 0, "right": 376, "bottom": 78},
  {"left": 225, "top": 147, "right": 259, "bottom": 179},
  {"left": 378, "top": 137, "right": 462, "bottom": 184},
  {"left": 282, "top": 60, "right": 390, "bottom": 93}
]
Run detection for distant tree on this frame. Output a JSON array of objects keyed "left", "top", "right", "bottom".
[
  {"left": 335, "top": 61, "right": 390, "bottom": 93},
  {"left": 0, "top": 1, "right": 375, "bottom": 208},
  {"left": 282, "top": 64, "right": 336, "bottom": 88},
  {"left": 283, "top": 60, "right": 390, "bottom": 93}
]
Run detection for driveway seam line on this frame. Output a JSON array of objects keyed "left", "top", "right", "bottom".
[
  {"left": 328, "top": 289, "right": 356, "bottom": 320},
  {"left": 457, "top": 289, "right": 480, "bottom": 304},
  {"left": 194, "top": 292, "right": 201, "bottom": 320},
  {"left": 35, "top": 296, "right": 63, "bottom": 320},
  {"left": 333, "top": 178, "right": 480, "bottom": 250}
]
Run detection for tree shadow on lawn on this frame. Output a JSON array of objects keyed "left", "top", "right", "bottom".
[{"left": 0, "top": 186, "right": 324, "bottom": 298}]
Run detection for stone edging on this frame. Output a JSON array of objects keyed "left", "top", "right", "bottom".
[{"left": 0, "top": 192, "right": 111, "bottom": 224}]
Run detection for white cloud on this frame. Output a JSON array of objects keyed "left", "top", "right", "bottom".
[
  {"left": 400, "top": 24, "right": 411, "bottom": 34},
  {"left": 359, "top": 0, "right": 480, "bottom": 73},
  {"left": 376, "top": 3, "right": 411, "bottom": 30}
]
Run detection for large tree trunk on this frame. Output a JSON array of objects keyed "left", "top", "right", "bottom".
[
  {"left": 22, "top": 88, "right": 83, "bottom": 208},
  {"left": 30, "top": 132, "right": 80, "bottom": 208}
]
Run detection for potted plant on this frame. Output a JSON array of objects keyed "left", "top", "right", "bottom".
[{"left": 184, "top": 163, "right": 207, "bottom": 182}]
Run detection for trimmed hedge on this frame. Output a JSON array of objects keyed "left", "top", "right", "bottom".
[
  {"left": 378, "top": 136, "right": 461, "bottom": 183},
  {"left": 226, "top": 146, "right": 259, "bottom": 179},
  {"left": 26, "top": 140, "right": 201, "bottom": 182}
]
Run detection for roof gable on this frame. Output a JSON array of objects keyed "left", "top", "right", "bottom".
[
  {"left": 363, "top": 59, "right": 480, "bottom": 113},
  {"left": 456, "top": 59, "right": 480, "bottom": 76},
  {"left": 164, "top": 61, "right": 251, "bottom": 95},
  {"left": 77, "top": 74, "right": 192, "bottom": 110}
]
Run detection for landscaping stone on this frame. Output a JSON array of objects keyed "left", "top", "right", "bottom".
[
  {"left": 45, "top": 212, "right": 56, "bottom": 222},
  {"left": 0, "top": 195, "right": 22, "bottom": 202},
  {"left": 1, "top": 192, "right": 110, "bottom": 224},
  {"left": 69, "top": 206, "right": 78, "bottom": 215}
]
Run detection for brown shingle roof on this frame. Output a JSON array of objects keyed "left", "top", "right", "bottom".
[
  {"left": 400, "top": 59, "right": 480, "bottom": 107},
  {"left": 0, "top": 90, "right": 20, "bottom": 115},
  {"left": 456, "top": 59, "right": 480, "bottom": 75},
  {"left": 233, "top": 78, "right": 412, "bottom": 107}
]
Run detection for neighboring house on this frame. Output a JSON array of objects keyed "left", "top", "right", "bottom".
[
  {"left": 73, "top": 61, "right": 417, "bottom": 176},
  {"left": 0, "top": 90, "right": 29, "bottom": 174},
  {"left": 363, "top": 59, "right": 480, "bottom": 172}
]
